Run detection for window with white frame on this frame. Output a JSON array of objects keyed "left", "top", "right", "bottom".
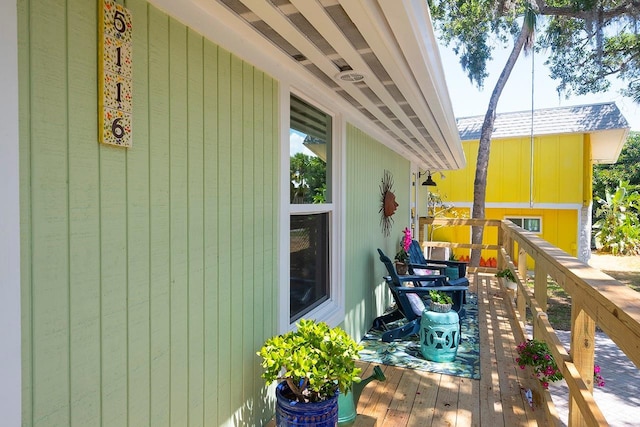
[
  {"left": 506, "top": 216, "right": 542, "bottom": 233},
  {"left": 289, "top": 94, "right": 333, "bottom": 322}
]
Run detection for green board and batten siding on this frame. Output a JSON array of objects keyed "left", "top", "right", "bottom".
[
  {"left": 18, "top": 1, "right": 278, "bottom": 426},
  {"left": 344, "top": 124, "right": 410, "bottom": 341}
]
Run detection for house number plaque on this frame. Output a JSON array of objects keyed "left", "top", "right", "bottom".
[{"left": 99, "top": 0, "right": 133, "bottom": 147}]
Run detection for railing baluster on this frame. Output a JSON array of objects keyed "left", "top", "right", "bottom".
[
  {"left": 568, "top": 297, "right": 597, "bottom": 427},
  {"left": 415, "top": 217, "right": 639, "bottom": 426},
  {"left": 517, "top": 248, "right": 528, "bottom": 320},
  {"left": 534, "top": 263, "right": 548, "bottom": 318}
]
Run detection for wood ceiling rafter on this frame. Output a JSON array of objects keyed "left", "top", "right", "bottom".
[
  {"left": 288, "top": 0, "right": 447, "bottom": 169},
  {"left": 238, "top": 0, "right": 440, "bottom": 167},
  {"left": 378, "top": 0, "right": 462, "bottom": 167},
  {"left": 338, "top": 0, "right": 457, "bottom": 169}
]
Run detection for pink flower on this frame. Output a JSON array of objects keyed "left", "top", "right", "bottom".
[
  {"left": 542, "top": 381, "right": 549, "bottom": 389},
  {"left": 402, "top": 227, "right": 412, "bottom": 252}
]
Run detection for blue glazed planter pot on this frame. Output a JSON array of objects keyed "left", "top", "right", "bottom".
[{"left": 275, "top": 382, "right": 339, "bottom": 427}]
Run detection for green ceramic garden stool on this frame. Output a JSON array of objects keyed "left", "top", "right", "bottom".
[{"left": 420, "top": 308, "right": 460, "bottom": 362}]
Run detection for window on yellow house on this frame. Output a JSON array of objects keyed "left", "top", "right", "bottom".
[{"left": 506, "top": 217, "right": 541, "bottom": 233}]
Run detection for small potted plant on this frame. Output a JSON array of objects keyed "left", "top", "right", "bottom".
[
  {"left": 515, "top": 339, "right": 563, "bottom": 389},
  {"left": 428, "top": 289, "right": 453, "bottom": 312},
  {"left": 421, "top": 289, "right": 460, "bottom": 362},
  {"left": 496, "top": 268, "right": 517, "bottom": 290},
  {"left": 516, "top": 339, "right": 606, "bottom": 390},
  {"left": 394, "top": 227, "right": 412, "bottom": 275},
  {"left": 257, "top": 319, "right": 363, "bottom": 426}
]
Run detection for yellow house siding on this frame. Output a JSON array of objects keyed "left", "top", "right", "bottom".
[
  {"left": 494, "top": 208, "right": 578, "bottom": 256},
  {"left": 494, "top": 137, "right": 532, "bottom": 203},
  {"left": 440, "top": 135, "right": 585, "bottom": 206},
  {"left": 533, "top": 135, "right": 584, "bottom": 204},
  {"left": 432, "top": 133, "right": 586, "bottom": 261},
  {"left": 439, "top": 141, "right": 476, "bottom": 202},
  {"left": 432, "top": 207, "right": 579, "bottom": 260},
  {"left": 18, "top": 1, "right": 279, "bottom": 426}
]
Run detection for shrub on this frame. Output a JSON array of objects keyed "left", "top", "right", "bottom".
[{"left": 257, "top": 319, "right": 362, "bottom": 403}]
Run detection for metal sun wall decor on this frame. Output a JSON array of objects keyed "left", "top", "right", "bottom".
[{"left": 379, "top": 170, "right": 398, "bottom": 237}]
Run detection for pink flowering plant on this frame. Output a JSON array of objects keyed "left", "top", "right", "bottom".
[
  {"left": 516, "top": 339, "right": 563, "bottom": 389},
  {"left": 516, "top": 339, "right": 605, "bottom": 389},
  {"left": 594, "top": 364, "right": 606, "bottom": 387},
  {"left": 394, "top": 227, "right": 412, "bottom": 263}
]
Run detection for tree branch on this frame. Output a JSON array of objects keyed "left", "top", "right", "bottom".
[{"left": 535, "top": 0, "right": 640, "bottom": 20}]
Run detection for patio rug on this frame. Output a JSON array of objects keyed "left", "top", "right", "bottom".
[{"left": 358, "top": 293, "right": 480, "bottom": 379}]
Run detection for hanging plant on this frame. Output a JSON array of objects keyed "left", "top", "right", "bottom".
[{"left": 515, "top": 339, "right": 605, "bottom": 389}]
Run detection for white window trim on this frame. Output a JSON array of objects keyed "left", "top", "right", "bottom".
[
  {"left": 505, "top": 216, "right": 543, "bottom": 234},
  {"left": 450, "top": 201, "right": 582, "bottom": 210},
  {"left": 279, "top": 86, "right": 345, "bottom": 332},
  {"left": 0, "top": 1, "right": 22, "bottom": 424}
]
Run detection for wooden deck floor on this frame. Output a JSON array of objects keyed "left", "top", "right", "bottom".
[{"left": 352, "top": 274, "right": 547, "bottom": 427}]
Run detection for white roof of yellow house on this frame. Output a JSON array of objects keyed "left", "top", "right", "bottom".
[{"left": 457, "top": 102, "right": 630, "bottom": 164}]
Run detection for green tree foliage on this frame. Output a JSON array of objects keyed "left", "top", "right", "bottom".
[
  {"left": 593, "top": 180, "right": 640, "bottom": 255},
  {"left": 429, "top": 0, "right": 528, "bottom": 88},
  {"left": 592, "top": 133, "right": 640, "bottom": 252},
  {"left": 541, "top": 2, "right": 640, "bottom": 102},
  {"left": 430, "top": 1, "right": 640, "bottom": 99},
  {"left": 290, "top": 152, "right": 327, "bottom": 204},
  {"left": 593, "top": 132, "right": 640, "bottom": 197}
]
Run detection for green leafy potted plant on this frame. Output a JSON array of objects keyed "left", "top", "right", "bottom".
[
  {"left": 428, "top": 289, "right": 453, "bottom": 312},
  {"left": 257, "top": 319, "right": 363, "bottom": 426},
  {"left": 496, "top": 268, "right": 517, "bottom": 290}
]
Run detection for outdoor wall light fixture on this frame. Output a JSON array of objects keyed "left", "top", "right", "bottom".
[{"left": 420, "top": 171, "right": 437, "bottom": 187}]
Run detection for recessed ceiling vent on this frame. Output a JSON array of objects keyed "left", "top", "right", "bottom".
[{"left": 335, "top": 70, "right": 366, "bottom": 82}]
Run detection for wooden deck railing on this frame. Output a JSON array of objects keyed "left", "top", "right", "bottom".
[{"left": 419, "top": 217, "right": 640, "bottom": 427}]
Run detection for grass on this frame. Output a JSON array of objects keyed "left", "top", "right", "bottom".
[
  {"left": 524, "top": 251, "right": 640, "bottom": 331},
  {"left": 525, "top": 277, "right": 573, "bottom": 331},
  {"left": 588, "top": 251, "right": 640, "bottom": 292}
]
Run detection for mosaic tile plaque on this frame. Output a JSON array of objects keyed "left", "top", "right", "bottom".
[
  {"left": 99, "top": 0, "right": 132, "bottom": 148},
  {"left": 103, "top": 37, "right": 132, "bottom": 78},
  {"left": 102, "top": 108, "right": 132, "bottom": 147},
  {"left": 103, "top": 72, "right": 132, "bottom": 112}
]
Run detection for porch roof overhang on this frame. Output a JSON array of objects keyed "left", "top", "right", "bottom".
[
  {"left": 149, "top": 0, "right": 465, "bottom": 171},
  {"left": 457, "top": 102, "right": 631, "bottom": 164}
]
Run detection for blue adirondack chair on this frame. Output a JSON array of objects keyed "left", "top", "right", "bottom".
[
  {"left": 407, "top": 240, "right": 468, "bottom": 280},
  {"left": 372, "top": 248, "right": 469, "bottom": 342}
]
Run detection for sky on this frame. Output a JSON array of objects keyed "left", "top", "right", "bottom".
[
  {"left": 438, "top": 42, "right": 640, "bottom": 131},
  {"left": 290, "top": 130, "right": 314, "bottom": 157}
]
